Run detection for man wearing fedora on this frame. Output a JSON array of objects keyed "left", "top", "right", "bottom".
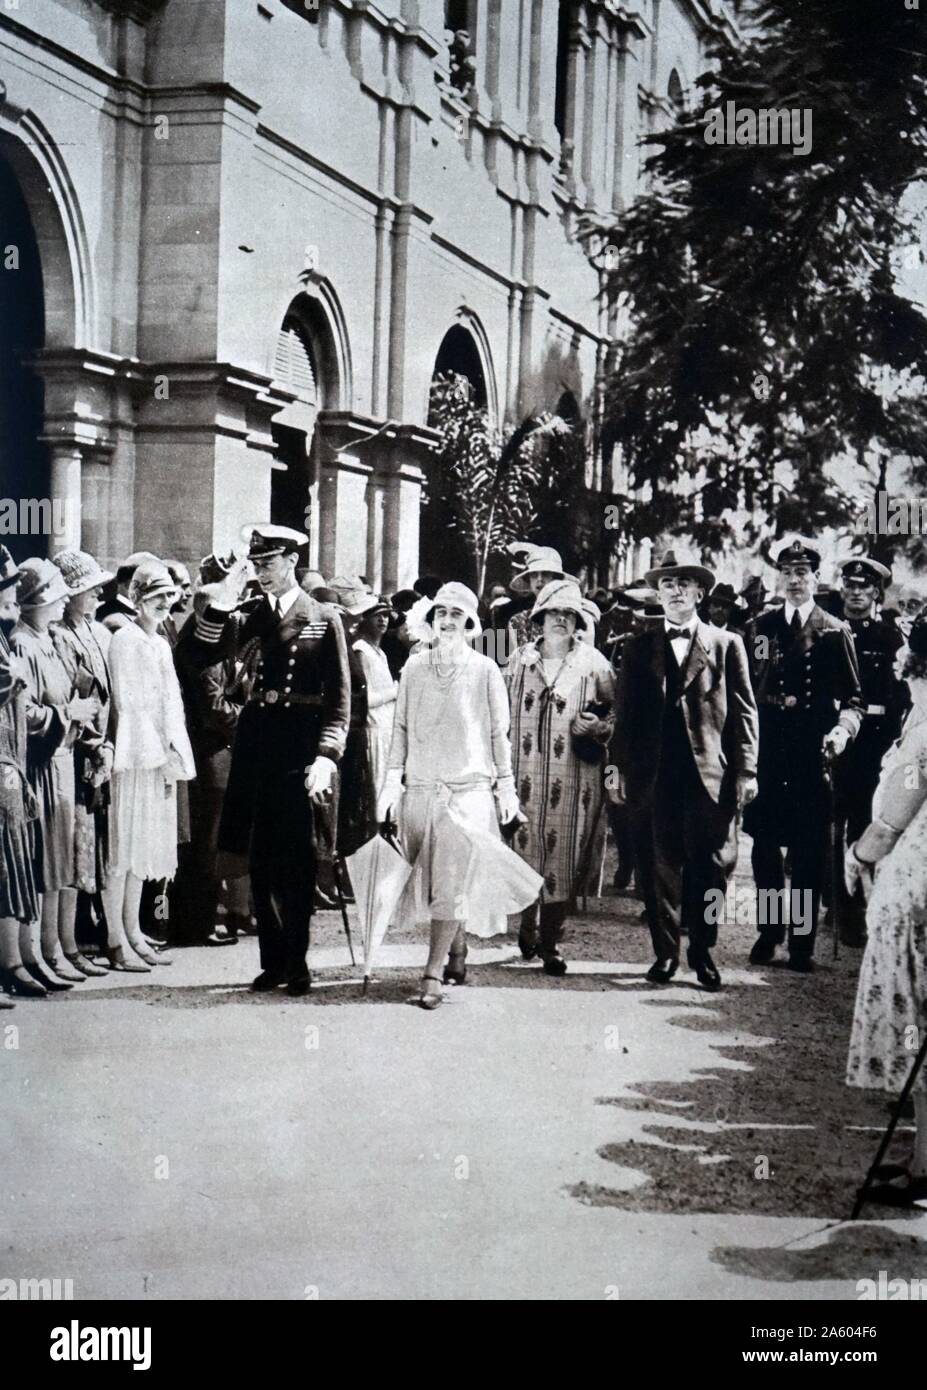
[
  {"left": 744, "top": 538, "right": 863, "bottom": 971},
  {"left": 188, "top": 525, "right": 350, "bottom": 994},
  {"left": 832, "top": 556, "right": 907, "bottom": 946},
  {"left": 612, "top": 550, "right": 759, "bottom": 990}
]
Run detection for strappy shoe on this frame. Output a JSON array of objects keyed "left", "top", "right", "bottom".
[
  {"left": 43, "top": 955, "right": 85, "bottom": 983},
  {"left": 23, "top": 959, "right": 72, "bottom": 991},
  {"left": 412, "top": 975, "right": 444, "bottom": 1010},
  {"left": 127, "top": 939, "right": 172, "bottom": 967},
  {"left": 64, "top": 950, "right": 109, "bottom": 977},
  {"left": 104, "top": 945, "right": 151, "bottom": 974}
]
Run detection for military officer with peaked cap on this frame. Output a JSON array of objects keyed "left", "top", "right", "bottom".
[
  {"left": 744, "top": 537, "right": 863, "bottom": 971},
  {"left": 186, "top": 525, "right": 350, "bottom": 994},
  {"left": 832, "top": 555, "right": 907, "bottom": 945}
]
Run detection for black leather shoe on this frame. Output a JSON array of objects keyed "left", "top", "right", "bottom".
[
  {"left": 285, "top": 975, "right": 311, "bottom": 997},
  {"left": 612, "top": 865, "right": 633, "bottom": 892},
  {"left": 749, "top": 937, "right": 776, "bottom": 965},
  {"left": 688, "top": 949, "right": 722, "bottom": 992},
  {"left": 24, "top": 960, "right": 73, "bottom": 991},
  {"left": 251, "top": 971, "right": 284, "bottom": 992},
  {"left": 0, "top": 966, "right": 47, "bottom": 998},
  {"left": 787, "top": 955, "right": 814, "bottom": 974},
  {"left": 443, "top": 951, "right": 468, "bottom": 985},
  {"left": 541, "top": 951, "right": 568, "bottom": 977},
  {"left": 646, "top": 958, "right": 678, "bottom": 984}
]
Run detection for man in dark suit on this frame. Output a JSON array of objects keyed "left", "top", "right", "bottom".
[
  {"left": 188, "top": 525, "right": 351, "bottom": 995},
  {"left": 744, "top": 537, "right": 863, "bottom": 971},
  {"left": 612, "top": 551, "right": 759, "bottom": 990}
]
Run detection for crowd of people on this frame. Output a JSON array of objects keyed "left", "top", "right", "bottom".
[{"left": 1, "top": 525, "right": 926, "bottom": 1204}]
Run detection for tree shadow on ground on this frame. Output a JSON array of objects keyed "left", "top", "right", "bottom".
[
  {"left": 570, "top": 969, "right": 923, "bottom": 1221},
  {"left": 712, "top": 1222, "right": 927, "bottom": 1284}
]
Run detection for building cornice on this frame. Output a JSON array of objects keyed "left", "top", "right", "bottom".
[{"left": 91, "top": 0, "right": 168, "bottom": 22}]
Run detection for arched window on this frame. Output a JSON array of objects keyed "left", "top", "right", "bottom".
[
  {"left": 668, "top": 68, "right": 685, "bottom": 113},
  {"left": 430, "top": 324, "right": 488, "bottom": 411},
  {"left": 274, "top": 319, "right": 318, "bottom": 405}
]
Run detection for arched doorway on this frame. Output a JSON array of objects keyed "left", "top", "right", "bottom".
[
  {"left": 423, "top": 321, "right": 496, "bottom": 582},
  {"left": 269, "top": 291, "right": 342, "bottom": 556},
  {"left": 0, "top": 146, "right": 48, "bottom": 558}
]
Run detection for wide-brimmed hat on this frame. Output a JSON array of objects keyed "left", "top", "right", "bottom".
[
  {"left": 129, "top": 559, "right": 178, "bottom": 604},
  {"left": 328, "top": 575, "right": 376, "bottom": 615},
  {"left": 425, "top": 581, "right": 481, "bottom": 635},
  {"left": 839, "top": 556, "right": 892, "bottom": 587},
  {"left": 773, "top": 536, "right": 821, "bottom": 570},
  {"left": 645, "top": 548, "right": 715, "bottom": 592},
  {"left": 530, "top": 579, "right": 595, "bottom": 632},
  {"left": 298, "top": 569, "right": 326, "bottom": 595},
  {"left": 16, "top": 558, "right": 70, "bottom": 611},
  {"left": 509, "top": 544, "right": 572, "bottom": 594},
  {"left": 707, "top": 581, "right": 746, "bottom": 612},
  {"left": 52, "top": 549, "right": 114, "bottom": 597},
  {"left": 355, "top": 595, "right": 391, "bottom": 620},
  {"left": 0, "top": 545, "right": 19, "bottom": 593}
]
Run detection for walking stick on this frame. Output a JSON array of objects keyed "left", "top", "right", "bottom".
[
  {"left": 851, "top": 1028, "right": 927, "bottom": 1219},
  {"left": 823, "top": 749, "right": 840, "bottom": 962},
  {"left": 332, "top": 855, "right": 357, "bottom": 967}
]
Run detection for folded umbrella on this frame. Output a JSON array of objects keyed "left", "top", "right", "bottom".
[{"left": 344, "top": 832, "right": 413, "bottom": 993}]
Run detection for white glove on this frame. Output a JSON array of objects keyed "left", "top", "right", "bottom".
[
  {"left": 823, "top": 725, "right": 850, "bottom": 761},
  {"left": 496, "top": 786, "right": 523, "bottom": 824},
  {"left": 377, "top": 768, "right": 404, "bottom": 825},
  {"left": 304, "top": 756, "right": 336, "bottom": 805},
  {"left": 844, "top": 843, "right": 874, "bottom": 901}
]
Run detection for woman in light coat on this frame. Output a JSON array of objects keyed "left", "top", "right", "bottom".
[{"left": 103, "top": 561, "right": 195, "bottom": 971}]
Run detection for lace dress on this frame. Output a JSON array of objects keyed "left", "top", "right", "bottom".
[{"left": 846, "top": 707, "right": 927, "bottom": 1094}]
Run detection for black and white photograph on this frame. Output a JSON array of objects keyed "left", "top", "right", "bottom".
[{"left": 1, "top": 0, "right": 927, "bottom": 1342}]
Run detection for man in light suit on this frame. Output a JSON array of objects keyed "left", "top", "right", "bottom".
[{"left": 612, "top": 551, "right": 759, "bottom": 990}]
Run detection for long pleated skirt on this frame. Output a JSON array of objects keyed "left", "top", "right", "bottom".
[
  {"left": 0, "top": 765, "right": 38, "bottom": 921},
  {"left": 110, "top": 768, "right": 179, "bottom": 882}
]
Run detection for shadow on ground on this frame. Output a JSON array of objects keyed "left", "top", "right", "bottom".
[{"left": 712, "top": 1223, "right": 927, "bottom": 1284}]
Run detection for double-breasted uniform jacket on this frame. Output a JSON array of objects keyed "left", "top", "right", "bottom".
[
  {"left": 187, "top": 590, "right": 350, "bottom": 861},
  {"left": 742, "top": 604, "right": 862, "bottom": 842},
  {"left": 612, "top": 618, "right": 759, "bottom": 810}
]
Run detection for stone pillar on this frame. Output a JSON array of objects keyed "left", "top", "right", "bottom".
[{"left": 45, "top": 443, "right": 83, "bottom": 551}]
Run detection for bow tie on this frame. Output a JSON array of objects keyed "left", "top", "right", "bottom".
[{"left": 667, "top": 624, "right": 692, "bottom": 636}]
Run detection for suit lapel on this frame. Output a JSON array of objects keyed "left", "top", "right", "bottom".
[
  {"left": 647, "top": 625, "right": 667, "bottom": 697},
  {"left": 796, "top": 605, "right": 826, "bottom": 656},
  {"left": 277, "top": 592, "right": 312, "bottom": 644},
  {"left": 679, "top": 621, "right": 712, "bottom": 692}
]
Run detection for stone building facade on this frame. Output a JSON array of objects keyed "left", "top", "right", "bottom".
[{"left": 0, "top": 0, "right": 733, "bottom": 587}]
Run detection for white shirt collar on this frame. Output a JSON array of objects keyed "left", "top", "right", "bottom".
[
  {"left": 784, "top": 598, "right": 815, "bottom": 627},
  {"left": 664, "top": 616, "right": 697, "bottom": 638},
  {"left": 271, "top": 586, "right": 300, "bottom": 618}
]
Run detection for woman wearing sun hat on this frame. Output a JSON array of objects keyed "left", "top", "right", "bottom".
[
  {"left": 505, "top": 579, "right": 615, "bottom": 974},
  {"left": 0, "top": 548, "right": 46, "bottom": 1001},
  {"left": 11, "top": 559, "right": 101, "bottom": 991},
  {"left": 352, "top": 593, "right": 398, "bottom": 797},
  {"left": 102, "top": 560, "right": 196, "bottom": 971},
  {"left": 50, "top": 549, "right": 116, "bottom": 976},
  {"left": 378, "top": 581, "right": 543, "bottom": 1008}
]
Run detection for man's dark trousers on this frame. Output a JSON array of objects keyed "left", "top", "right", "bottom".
[{"left": 649, "top": 663, "right": 738, "bottom": 963}]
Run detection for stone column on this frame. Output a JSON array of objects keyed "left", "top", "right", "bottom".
[{"left": 45, "top": 443, "right": 83, "bottom": 551}]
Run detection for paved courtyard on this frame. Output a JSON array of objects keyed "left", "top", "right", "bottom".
[{"left": 4, "top": 852, "right": 926, "bottom": 1301}]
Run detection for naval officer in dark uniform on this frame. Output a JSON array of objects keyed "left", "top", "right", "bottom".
[
  {"left": 190, "top": 526, "right": 350, "bottom": 994},
  {"left": 833, "top": 556, "right": 907, "bottom": 946},
  {"left": 744, "top": 538, "right": 863, "bottom": 971}
]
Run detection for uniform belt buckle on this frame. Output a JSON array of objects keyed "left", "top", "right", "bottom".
[
  {"left": 264, "top": 690, "right": 279, "bottom": 705},
  {"left": 865, "top": 704, "right": 886, "bottom": 717}
]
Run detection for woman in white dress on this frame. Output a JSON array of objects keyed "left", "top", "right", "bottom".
[
  {"left": 378, "top": 583, "right": 542, "bottom": 1009},
  {"left": 846, "top": 617, "right": 927, "bottom": 1206},
  {"left": 352, "top": 595, "right": 398, "bottom": 797},
  {"left": 102, "top": 561, "right": 195, "bottom": 971}
]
